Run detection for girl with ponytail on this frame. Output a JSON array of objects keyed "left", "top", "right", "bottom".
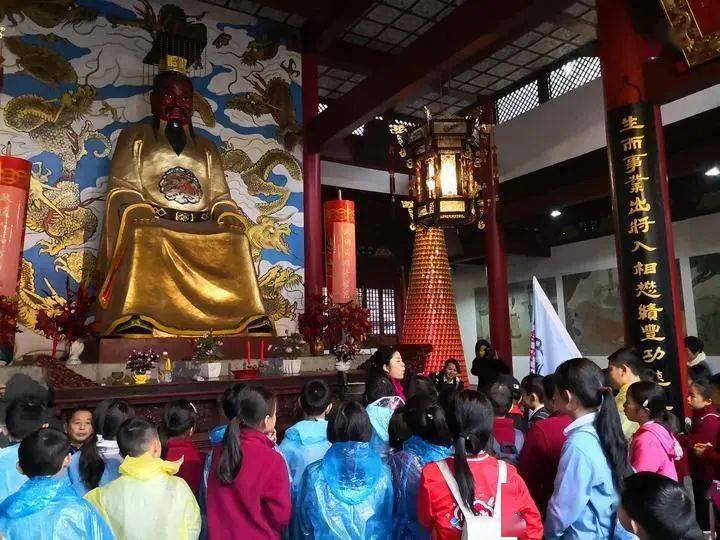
[
  {"left": 389, "top": 395, "right": 453, "bottom": 539},
  {"left": 205, "top": 386, "right": 290, "bottom": 539},
  {"left": 546, "top": 358, "right": 633, "bottom": 539},
  {"left": 624, "top": 381, "right": 683, "bottom": 480},
  {"left": 417, "top": 390, "right": 542, "bottom": 539},
  {"left": 68, "top": 399, "right": 135, "bottom": 496}
]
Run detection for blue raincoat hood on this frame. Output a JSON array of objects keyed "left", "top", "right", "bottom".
[
  {"left": 209, "top": 424, "right": 227, "bottom": 446},
  {"left": 284, "top": 419, "right": 328, "bottom": 445},
  {"left": 0, "top": 476, "right": 66, "bottom": 518},
  {"left": 403, "top": 436, "right": 453, "bottom": 466},
  {"left": 366, "top": 404, "right": 394, "bottom": 443},
  {"left": 321, "top": 441, "right": 382, "bottom": 505}
]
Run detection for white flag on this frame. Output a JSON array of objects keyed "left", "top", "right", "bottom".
[{"left": 530, "top": 276, "right": 581, "bottom": 375}]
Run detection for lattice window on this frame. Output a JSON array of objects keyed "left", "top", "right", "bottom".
[
  {"left": 382, "top": 289, "right": 396, "bottom": 335},
  {"left": 352, "top": 125, "right": 365, "bottom": 136},
  {"left": 549, "top": 57, "right": 601, "bottom": 99},
  {"left": 365, "top": 288, "right": 381, "bottom": 334},
  {"left": 496, "top": 81, "right": 539, "bottom": 124},
  {"left": 318, "top": 102, "right": 328, "bottom": 113}
]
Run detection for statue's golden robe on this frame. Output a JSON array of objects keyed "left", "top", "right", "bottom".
[{"left": 97, "top": 124, "right": 270, "bottom": 336}]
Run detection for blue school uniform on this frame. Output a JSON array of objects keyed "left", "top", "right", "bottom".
[
  {"left": 545, "top": 412, "right": 633, "bottom": 539},
  {"left": 388, "top": 436, "right": 452, "bottom": 540},
  {"left": 0, "top": 476, "right": 114, "bottom": 539},
  {"left": 279, "top": 419, "right": 331, "bottom": 496},
  {"left": 67, "top": 442, "right": 122, "bottom": 497}
]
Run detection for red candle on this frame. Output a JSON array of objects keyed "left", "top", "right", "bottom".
[
  {"left": 0, "top": 155, "right": 32, "bottom": 296},
  {"left": 260, "top": 340, "right": 265, "bottom": 362},
  {"left": 246, "top": 340, "right": 251, "bottom": 363}
]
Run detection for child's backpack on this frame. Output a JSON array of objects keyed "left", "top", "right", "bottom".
[{"left": 437, "top": 459, "right": 514, "bottom": 540}]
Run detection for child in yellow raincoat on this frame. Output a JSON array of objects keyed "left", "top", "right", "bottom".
[{"left": 86, "top": 418, "right": 201, "bottom": 540}]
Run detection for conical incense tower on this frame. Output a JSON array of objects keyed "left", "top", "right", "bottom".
[{"left": 401, "top": 227, "right": 468, "bottom": 383}]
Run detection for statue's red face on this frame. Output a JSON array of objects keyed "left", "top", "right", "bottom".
[{"left": 151, "top": 74, "right": 193, "bottom": 125}]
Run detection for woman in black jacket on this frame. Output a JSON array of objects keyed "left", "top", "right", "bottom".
[{"left": 470, "top": 338, "right": 509, "bottom": 389}]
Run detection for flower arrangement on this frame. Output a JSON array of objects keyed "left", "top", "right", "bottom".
[
  {"left": 34, "top": 284, "right": 96, "bottom": 359},
  {"left": 191, "top": 331, "right": 224, "bottom": 362},
  {"left": 126, "top": 349, "right": 159, "bottom": 374},
  {"left": 0, "top": 296, "right": 20, "bottom": 350},
  {"left": 267, "top": 332, "right": 307, "bottom": 359},
  {"left": 299, "top": 295, "right": 371, "bottom": 364}
]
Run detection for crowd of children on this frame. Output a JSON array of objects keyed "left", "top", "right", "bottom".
[{"left": 0, "top": 342, "right": 712, "bottom": 539}]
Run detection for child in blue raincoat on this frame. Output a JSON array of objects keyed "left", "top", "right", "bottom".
[
  {"left": 296, "top": 400, "right": 393, "bottom": 539},
  {"left": 364, "top": 376, "right": 405, "bottom": 461},
  {"left": 0, "top": 398, "right": 51, "bottom": 503},
  {"left": 0, "top": 428, "right": 113, "bottom": 539},
  {"left": 279, "top": 379, "right": 333, "bottom": 495},
  {"left": 389, "top": 395, "right": 453, "bottom": 540}
]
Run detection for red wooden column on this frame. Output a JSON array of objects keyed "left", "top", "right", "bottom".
[
  {"left": 302, "top": 52, "right": 324, "bottom": 300},
  {"left": 597, "top": 0, "right": 688, "bottom": 416},
  {"left": 482, "top": 104, "right": 512, "bottom": 367}
]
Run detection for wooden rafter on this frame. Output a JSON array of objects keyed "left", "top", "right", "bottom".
[{"left": 305, "top": 0, "right": 576, "bottom": 152}]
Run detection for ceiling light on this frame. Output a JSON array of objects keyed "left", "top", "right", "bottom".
[
  {"left": 705, "top": 166, "right": 720, "bottom": 177},
  {"left": 550, "top": 209, "right": 562, "bottom": 218}
]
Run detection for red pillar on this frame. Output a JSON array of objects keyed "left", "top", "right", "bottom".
[
  {"left": 482, "top": 105, "right": 512, "bottom": 368},
  {"left": 302, "top": 53, "right": 324, "bottom": 300},
  {"left": 597, "top": 0, "right": 688, "bottom": 415}
]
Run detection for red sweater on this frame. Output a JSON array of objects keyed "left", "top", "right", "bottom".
[
  {"left": 165, "top": 437, "right": 203, "bottom": 496},
  {"left": 206, "top": 428, "right": 291, "bottom": 540},
  {"left": 681, "top": 406, "right": 720, "bottom": 485},
  {"left": 418, "top": 454, "right": 543, "bottom": 539},
  {"left": 518, "top": 411, "right": 572, "bottom": 514}
]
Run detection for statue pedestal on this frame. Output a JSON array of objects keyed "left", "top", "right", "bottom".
[{"left": 98, "top": 336, "right": 273, "bottom": 363}]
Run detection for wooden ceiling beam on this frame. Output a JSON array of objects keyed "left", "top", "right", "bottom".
[
  {"left": 306, "top": 0, "right": 576, "bottom": 152},
  {"left": 308, "top": 0, "right": 376, "bottom": 52},
  {"left": 316, "top": 42, "right": 389, "bottom": 74},
  {"left": 644, "top": 55, "right": 720, "bottom": 105}
]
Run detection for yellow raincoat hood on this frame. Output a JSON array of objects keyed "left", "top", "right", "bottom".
[{"left": 85, "top": 453, "right": 200, "bottom": 540}]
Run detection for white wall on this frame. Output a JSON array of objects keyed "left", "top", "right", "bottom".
[
  {"left": 321, "top": 160, "right": 409, "bottom": 194},
  {"left": 496, "top": 80, "right": 720, "bottom": 181},
  {"left": 453, "top": 212, "right": 720, "bottom": 385}
]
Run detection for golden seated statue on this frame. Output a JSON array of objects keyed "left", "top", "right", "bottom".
[{"left": 97, "top": 63, "right": 270, "bottom": 337}]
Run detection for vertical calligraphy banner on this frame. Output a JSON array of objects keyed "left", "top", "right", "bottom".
[
  {"left": 324, "top": 199, "right": 357, "bottom": 304},
  {"left": 607, "top": 102, "right": 684, "bottom": 413},
  {"left": 0, "top": 157, "right": 31, "bottom": 296}
]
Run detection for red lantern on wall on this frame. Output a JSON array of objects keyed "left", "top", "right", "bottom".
[
  {"left": 0, "top": 153, "right": 32, "bottom": 296},
  {"left": 324, "top": 194, "right": 357, "bottom": 304}
]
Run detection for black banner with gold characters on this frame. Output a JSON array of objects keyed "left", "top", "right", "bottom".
[{"left": 607, "top": 102, "right": 683, "bottom": 414}]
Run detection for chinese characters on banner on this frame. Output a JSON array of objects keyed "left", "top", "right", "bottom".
[
  {"left": 323, "top": 199, "right": 357, "bottom": 304},
  {"left": 608, "top": 102, "right": 683, "bottom": 413}
]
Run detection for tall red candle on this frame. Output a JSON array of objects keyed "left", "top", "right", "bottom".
[
  {"left": 324, "top": 197, "right": 357, "bottom": 304},
  {"left": 246, "top": 340, "right": 251, "bottom": 363},
  {"left": 260, "top": 340, "right": 265, "bottom": 362},
  {"left": 0, "top": 155, "right": 32, "bottom": 296}
]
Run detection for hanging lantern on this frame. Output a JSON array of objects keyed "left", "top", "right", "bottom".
[{"left": 398, "top": 110, "right": 487, "bottom": 229}]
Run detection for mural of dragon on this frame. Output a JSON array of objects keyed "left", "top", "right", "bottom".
[
  {"left": 221, "top": 144, "right": 302, "bottom": 323},
  {"left": 4, "top": 46, "right": 112, "bottom": 178},
  {"left": 0, "top": 0, "right": 97, "bottom": 28},
  {"left": 228, "top": 74, "right": 301, "bottom": 152},
  {"left": 221, "top": 143, "right": 300, "bottom": 215},
  {"left": 25, "top": 175, "right": 98, "bottom": 256}
]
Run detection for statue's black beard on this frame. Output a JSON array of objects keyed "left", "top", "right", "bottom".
[{"left": 165, "top": 120, "right": 187, "bottom": 156}]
